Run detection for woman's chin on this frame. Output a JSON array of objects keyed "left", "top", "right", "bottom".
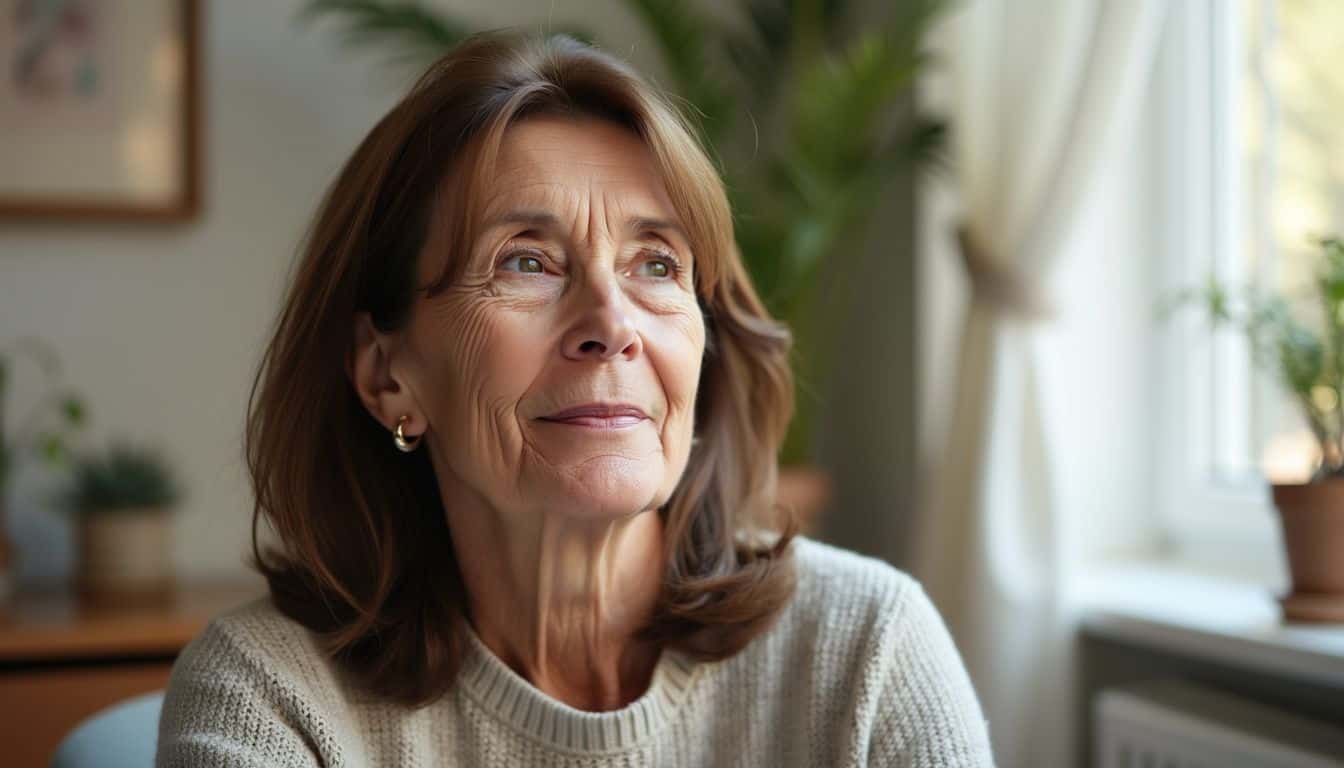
[{"left": 538, "top": 459, "right": 668, "bottom": 520}]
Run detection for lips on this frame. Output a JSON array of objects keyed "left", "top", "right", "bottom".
[{"left": 538, "top": 403, "right": 649, "bottom": 428}]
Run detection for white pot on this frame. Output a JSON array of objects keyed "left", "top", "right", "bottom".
[{"left": 77, "top": 507, "right": 173, "bottom": 595}]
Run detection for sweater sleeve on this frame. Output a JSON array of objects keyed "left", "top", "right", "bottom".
[
  {"left": 155, "top": 620, "right": 326, "bottom": 768},
  {"left": 863, "top": 580, "right": 995, "bottom": 768}
]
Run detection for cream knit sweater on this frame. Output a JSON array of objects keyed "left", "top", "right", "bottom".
[{"left": 156, "top": 536, "right": 994, "bottom": 766}]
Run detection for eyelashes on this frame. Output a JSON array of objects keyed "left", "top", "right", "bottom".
[
  {"left": 634, "top": 246, "right": 683, "bottom": 278},
  {"left": 495, "top": 244, "right": 684, "bottom": 280},
  {"left": 497, "top": 250, "right": 548, "bottom": 275}
]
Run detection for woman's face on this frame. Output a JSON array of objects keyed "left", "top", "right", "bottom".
[{"left": 403, "top": 115, "right": 706, "bottom": 522}]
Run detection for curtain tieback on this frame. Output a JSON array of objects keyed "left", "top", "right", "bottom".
[{"left": 956, "top": 225, "right": 1053, "bottom": 321}]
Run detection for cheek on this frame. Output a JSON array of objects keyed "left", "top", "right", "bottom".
[
  {"left": 419, "top": 294, "right": 548, "bottom": 438},
  {"left": 647, "top": 305, "right": 706, "bottom": 440}
]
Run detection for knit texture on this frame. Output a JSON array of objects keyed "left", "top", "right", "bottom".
[{"left": 156, "top": 535, "right": 994, "bottom": 766}]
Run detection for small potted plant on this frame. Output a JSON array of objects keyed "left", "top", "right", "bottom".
[
  {"left": 1167, "top": 235, "right": 1344, "bottom": 622},
  {"left": 0, "top": 338, "right": 86, "bottom": 601},
  {"left": 64, "top": 441, "right": 181, "bottom": 598}
]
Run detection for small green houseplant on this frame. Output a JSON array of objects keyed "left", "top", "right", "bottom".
[
  {"left": 65, "top": 441, "right": 181, "bottom": 596},
  {"left": 0, "top": 338, "right": 86, "bottom": 599},
  {"left": 1166, "top": 235, "right": 1344, "bottom": 621}
]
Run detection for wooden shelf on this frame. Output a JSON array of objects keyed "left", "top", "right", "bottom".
[
  {"left": 0, "top": 580, "right": 266, "bottom": 768},
  {"left": 0, "top": 580, "right": 264, "bottom": 662}
]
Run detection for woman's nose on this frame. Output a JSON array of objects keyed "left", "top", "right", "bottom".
[{"left": 560, "top": 276, "right": 641, "bottom": 362}]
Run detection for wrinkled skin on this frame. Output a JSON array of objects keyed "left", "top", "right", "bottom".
[{"left": 349, "top": 115, "right": 705, "bottom": 711}]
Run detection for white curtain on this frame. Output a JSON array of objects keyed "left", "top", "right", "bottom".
[{"left": 914, "top": 2, "right": 1166, "bottom": 767}]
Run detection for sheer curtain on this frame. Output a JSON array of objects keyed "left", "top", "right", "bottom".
[{"left": 913, "top": 2, "right": 1166, "bottom": 767}]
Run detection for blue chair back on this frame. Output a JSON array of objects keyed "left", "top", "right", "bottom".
[{"left": 51, "top": 690, "right": 164, "bottom": 768}]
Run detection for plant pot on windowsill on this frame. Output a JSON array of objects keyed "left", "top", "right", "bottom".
[
  {"left": 64, "top": 441, "right": 181, "bottom": 601},
  {"left": 1271, "top": 480, "right": 1344, "bottom": 622},
  {"left": 1163, "top": 235, "right": 1344, "bottom": 623}
]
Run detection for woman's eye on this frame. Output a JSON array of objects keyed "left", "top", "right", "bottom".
[
  {"left": 635, "top": 254, "right": 677, "bottom": 279},
  {"left": 500, "top": 252, "right": 546, "bottom": 274}
]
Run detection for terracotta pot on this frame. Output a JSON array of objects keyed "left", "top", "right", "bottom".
[
  {"left": 76, "top": 507, "right": 174, "bottom": 597},
  {"left": 1271, "top": 481, "right": 1344, "bottom": 622},
  {"left": 778, "top": 465, "right": 832, "bottom": 537}
]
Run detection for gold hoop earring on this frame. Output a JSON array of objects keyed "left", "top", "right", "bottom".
[{"left": 393, "top": 415, "right": 421, "bottom": 453}]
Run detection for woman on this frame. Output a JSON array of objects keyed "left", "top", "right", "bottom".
[{"left": 157, "top": 31, "right": 993, "bottom": 767}]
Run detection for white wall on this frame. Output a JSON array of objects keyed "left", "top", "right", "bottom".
[{"left": 0, "top": 0, "right": 664, "bottom": 585}]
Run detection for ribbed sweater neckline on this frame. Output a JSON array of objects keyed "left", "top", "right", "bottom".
[{"left": 457, "top": 622, "right": 702, "bottom": 753}]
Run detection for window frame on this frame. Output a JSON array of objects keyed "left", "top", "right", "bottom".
[{"left": 1153, "top": 0, "right": 1287, "bottom": 577}]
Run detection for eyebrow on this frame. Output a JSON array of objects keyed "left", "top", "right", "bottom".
[{"left": 484, "top": 208, "right": 687, "bottom": 240}]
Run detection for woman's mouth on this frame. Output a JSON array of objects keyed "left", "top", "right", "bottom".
[{"left": 537, "top": 403, "right": 650, "bottom": 429}]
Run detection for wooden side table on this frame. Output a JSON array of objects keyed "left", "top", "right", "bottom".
[{"left": 0, "top": 581, "right": 265, "bottom": 768}]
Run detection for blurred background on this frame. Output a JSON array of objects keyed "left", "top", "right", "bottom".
[{"left": 2, "top": 1, "right": 1343, "bottom": 766}]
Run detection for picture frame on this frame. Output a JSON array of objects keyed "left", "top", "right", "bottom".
[{"left": 0, "top": 0, "right": 202, "bottom": 221}]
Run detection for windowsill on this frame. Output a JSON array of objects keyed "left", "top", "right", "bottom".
[{"left": 1077, "top": 561, "right": 1344, "bottom": 690}]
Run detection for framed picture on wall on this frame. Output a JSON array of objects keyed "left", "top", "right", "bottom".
[{"left": 0, "top": 0, "right": 201, "bottom": 221}]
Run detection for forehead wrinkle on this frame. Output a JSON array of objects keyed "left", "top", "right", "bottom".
[
  {"left": 479, "top": 183, "right": 569, "bottom": 238},
  {"left": 587, "top": 176, "right": 602, "bottom": 249},
  {"left": 480, "top": 134, "right": 684, "bottom": 255},
  {"left": 495, "top": 147, "right": 666, "bottom": 206}
]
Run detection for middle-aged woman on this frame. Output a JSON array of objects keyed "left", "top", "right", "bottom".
[{"left": 157, "top": 31, "right": 993, "bottom": 767}]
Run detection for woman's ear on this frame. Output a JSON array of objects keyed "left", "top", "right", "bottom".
[{"left": 349, "top": 311, "right": 423, "bottom": 436}]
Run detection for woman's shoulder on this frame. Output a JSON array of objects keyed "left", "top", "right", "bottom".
[
  {"left": 165, "top": 595, "right": 343, "bottom": 710},
  {"left": 718, "top": 535, "right": 987, "bottom": 745},
  {"left": 789, "top": 534, "right": 923, "bottom": 618},
  {"left": 778, "top": 537, "right": 992, "bottom": 763},
  {"left": 158, "top": 595, "right": 357, "bottom": 765},
  {"left": 182, "top": 595, "right": 327, "bottom": 673},
  {"left": 777, "top": 535, "right": 959, "bottom": 668}
]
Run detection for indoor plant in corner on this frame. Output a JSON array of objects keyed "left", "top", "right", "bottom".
[
  {"left": 1171, "top": 235, "right": 1344, "bottom": 622},
  {"left": 64, "top": 441, "right": 181, "bottom": 600}
]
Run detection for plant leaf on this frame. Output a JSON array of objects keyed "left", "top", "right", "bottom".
[
  {"left": 61, "top": 395, "right": 86, "bottom": 426},
  {"left": 1278, "top": 322, "right": 1325, "bottom": 398},
  {"left": 723, "top": 0, "right": 793, "bottom": 106},
  {"left": 298, "top": 0, "right": 472, "bottom": 65},
  {"left": 622, "top": 0, "right": 732, "bottom": 144},
  {"left": 67, "top": 441, "right": 182, "bottom": 513},
  {"left": 38, "top": 432, "right": 66, "bottom": 465},
  {"left": 790, "top": 31, "right": 919, "bottom": 182}
]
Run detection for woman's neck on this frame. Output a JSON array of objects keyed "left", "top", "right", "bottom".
[{"left": 445, "top": 492, "right": 667, "bottom": 712}]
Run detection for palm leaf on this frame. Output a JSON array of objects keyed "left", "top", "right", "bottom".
[
  {"left": 622, "top": 0, "right": 732, "bottom": 144},
  {"left": 722, "top": 0, "right": 852, "bottom": 93},
  {"left": 742, "top": 32, "right": 920, "bottom": 301},
  {"left": 723, "top": 0, "right": 792, "bottom": 103},
  {"left": 299, "top": 1, "right": 597, "bottom": 68},
  {"left": 791, "top": 32, "right": 921, "bottom": 181},
  {"left": 298, "top": 1, "right": 474, "bottom": 65},
  {"left": 909, "top": 114, "right": 950, "bottom": 172}
]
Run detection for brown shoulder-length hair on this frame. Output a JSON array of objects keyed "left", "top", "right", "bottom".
[{"left": 246, "top": 30, "right": 798, "bottom": 708}]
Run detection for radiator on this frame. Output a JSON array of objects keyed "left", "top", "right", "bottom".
[{"left": 1094, "top": 680, "right": 1344, "bottom": 767}]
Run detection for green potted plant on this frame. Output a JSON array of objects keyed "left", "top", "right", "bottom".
[
  {"left": 0, "top": 338, "right": 87, "bottom": 600},
  {"left": 64, "top": 441, "right": 182, "bottom": 598},
  {"left": 1166, "top": 235, "right": 1344, "bottom": 622},
  {"left": 298, "top": 0, "right": 948, "bottom": 532}
]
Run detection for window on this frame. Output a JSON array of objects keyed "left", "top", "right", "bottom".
[{"left": 1156, "top": 0, "right": 1344, "bottom": 567}]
